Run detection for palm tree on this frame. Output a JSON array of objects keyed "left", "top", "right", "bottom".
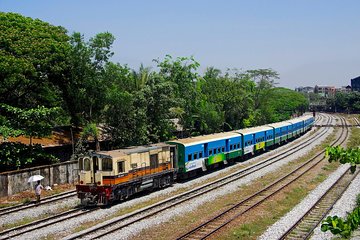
[{"left": 132, "top": 64, "right": 152, "bottom": 90}]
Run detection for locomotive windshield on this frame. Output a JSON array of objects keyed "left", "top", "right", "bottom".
[{"left": 79, "top": 157, "right": 91, "bottom": 171}]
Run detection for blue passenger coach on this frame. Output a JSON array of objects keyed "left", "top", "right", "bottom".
[
  {"left": 167, "top": 132, "right": 241, "bottom": 175},
  {"left": 267, "top": 122, "right": 291, "bottom": 144},
  {"left": 287, "top": 118, "right": 304, "bottom": 137},
  {"left": 235, "top": 126, "right": 273, "bottom": 155}
]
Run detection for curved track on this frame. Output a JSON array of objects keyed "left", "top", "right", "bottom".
[
  {"left": 176, "top": 115, "right": 348, "bottom": 240},
  {"left": 63, "top": 114, "right": 333, "bottom": 239}
]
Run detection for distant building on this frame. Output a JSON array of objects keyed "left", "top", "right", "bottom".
[
  {"left": 336, "top": 85, "right": 352, "bottom": 93},
  {"left": 314, "top": 85, "right": 336, "bottom": 97},
  {"left": 295, "top": 86, "right": 314, "bottom": 93},
  {"left": 351, "top": 76, "right": 360, "bottom": 92}
]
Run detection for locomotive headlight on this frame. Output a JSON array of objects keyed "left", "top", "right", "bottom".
[
  {"left": 97, "top": 181, "right": 101, "bottom": 185},
  {"left": 80, "top": 181, "right": 83, "bottom": 184}
]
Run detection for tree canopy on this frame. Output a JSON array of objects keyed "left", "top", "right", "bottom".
[{"left": 0, "top": 12, "right": 310, "bottom": 170}]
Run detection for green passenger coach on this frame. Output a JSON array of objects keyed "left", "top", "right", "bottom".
[{"left": 166, "top": 132, "right": 241, "bottom": 176}]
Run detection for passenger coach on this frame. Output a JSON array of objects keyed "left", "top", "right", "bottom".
[{"left": 167, "top": 132, "right": 241, "bottom": 177}]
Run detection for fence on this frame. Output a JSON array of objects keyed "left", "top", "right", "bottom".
[{"left": 0, "top": 160, "right": 78, "bottom": 197}]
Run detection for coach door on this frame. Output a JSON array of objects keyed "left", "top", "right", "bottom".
[
  {"left": 170, "top": 146, "right": 177, "bottom": 169},
  {"left": 150, "top": 154, "right": 159, "bottom": 174}
]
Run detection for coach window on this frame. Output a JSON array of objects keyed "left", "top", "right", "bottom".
[
  {"left": 199, "top": 152, "right": 203, "bottom": 158},
  {"left": 194, "top": 153, "right": 198, "bottom": 159},
  {"left": 188, "top": 154, "right": 192, "bottom": 161},
  {"left": 222, "top": 147, "right": 225, "bottom": 152},
  {"left": 218, "top": 147, "right": 221, "bottom": 153},
  {"left": 118, "top": 161, "right": 125, "bottom": 173},
  {"left": 102, "top": 158, "right": 113, "bottom": 171},
  {"left": 209, "top": 149, "right": 213, "bottom": 155},
  {"left": 230, "top": 145, "right": 233, "bottom": 150}
]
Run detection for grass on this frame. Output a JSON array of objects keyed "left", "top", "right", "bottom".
[
  {"left": 347, "top": 126, "right": 360, "bottom": 148},
  {"left": 0, "top": 217, "right": 34, "bottom": 231}
]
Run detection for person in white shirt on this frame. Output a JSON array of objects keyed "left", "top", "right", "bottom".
[{"left": 34, "top": 180, "right": 43, "bottom": 203}]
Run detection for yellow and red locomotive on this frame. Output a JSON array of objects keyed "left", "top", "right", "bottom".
[{"left": 76, "top": 143, "right": 177, "bottom": 206}]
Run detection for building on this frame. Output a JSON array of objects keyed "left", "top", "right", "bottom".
[
  {"left": 351, "top": 76, "right": 360, "bottom": 92},
  {"left": 336, "top": 85, "right": 352, "bottom": 93},
  {"left": 314, "top": 85, "right": 336, "bottom": 97},
  {"left": 295, "top": 86, "right": 314, "bottom": 93}
]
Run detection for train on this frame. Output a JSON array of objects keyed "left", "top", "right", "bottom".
[{"left": 75, "top": 115, "right": 315, "bottom": 206}]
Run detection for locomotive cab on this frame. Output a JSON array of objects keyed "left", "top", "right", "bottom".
[
  {"left": 77, "top": 154, "right": 115, "bottom": 206},
  {"left": 78, "top": 154, "right": 114, "bottom": 185}
]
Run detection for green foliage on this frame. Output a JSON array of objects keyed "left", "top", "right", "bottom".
[
  {"left": 0, "top": 104, "right": 60, "bottom": 143},
  {"left": 321, "top": 208, "right": 360, "bottom": 238},
  {"left": 322, "top": 147, "right": 360, "bottom": 238},
  {"left": 325, "top": 146, "right": 360, "bottom": 173},
  {"left": 155, "top": 55, "right": 201, "bottom": 135},
  {"left": 266, "top": 88, "right": 308, "bottom": 122},
  {"left": 0, "top": 12, "right": 70, "bottom": 109},
  {"left": 0, "top": 142, "right": 59, "bottom": 172},
  {"left": 324, "top": 92, "right": 360, "bottom": 113},
  {"left": 0, "top": 12, "right": 315, "bottom": 167}
]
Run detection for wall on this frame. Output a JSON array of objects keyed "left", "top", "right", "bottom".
[{"left": 0, "top": 160, "right": 78, "bottom": 197}]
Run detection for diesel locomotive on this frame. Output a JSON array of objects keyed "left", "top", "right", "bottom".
[{"left": 76, "top": 115, "right": 314, "bottom": 206}]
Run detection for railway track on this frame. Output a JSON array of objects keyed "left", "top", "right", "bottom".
[
  {"left": 61, "top": 115, "right": 333, "bottom": 239},
  {"left": 279, "top": 168, "right": 359, "bottom": 240},
  {"left": 0, "top": 190, "right": 77, "bottom": 217},
  {"left": 0, "top": 207, "right": 98, "bottom": 240},
  {"left": 176, "top": 116, "right": 348, "bottom": 240},
  {"left": 278, "top": 118, "right": 353, "bottom": 240}
]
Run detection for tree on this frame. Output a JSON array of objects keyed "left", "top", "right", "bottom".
[
  {"left": 142, "top": 74, "right": 177, "bottom": 142},
  {"left": 0, "top": 104, "right": 60, "bottom": 145},
  {"left": 155, "top": 55, "right": 201, "bottom": 135},
  {"left": 265, "top": 88, "right": 308, "bottom": 122},
  {"left": 81, "top": 123, "right": 101, "bottom": 151},
  {"left": 61, "top": 32, "right": 115, "bottom": 125},
  {"left": 0, "top": 12, "right": 70, "bottom": 109},
  {"left": 0, "top": 104, "right": 60, "bottom": 171}
]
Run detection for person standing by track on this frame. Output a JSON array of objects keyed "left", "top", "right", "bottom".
[{"left": 34, "top": 180, "right": 43, "bottom": 203}]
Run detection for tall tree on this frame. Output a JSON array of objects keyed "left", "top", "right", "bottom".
[
  {"left": 155, "top": 55, "right": 201, "bottom": 135},
  {"left": 62, "top": 32, "right": 115, "bottom": 125},
  {"left": 0, "top": 12, "right": 70, "bottom": 108}
]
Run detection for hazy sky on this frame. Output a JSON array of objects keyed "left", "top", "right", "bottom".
[{"left": 2, "top": 0, "right": 359, "bottom": 89}]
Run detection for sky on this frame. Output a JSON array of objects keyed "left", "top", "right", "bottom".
[{"left": 1, "top": 0, "right": 359, "bottom": 89}]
